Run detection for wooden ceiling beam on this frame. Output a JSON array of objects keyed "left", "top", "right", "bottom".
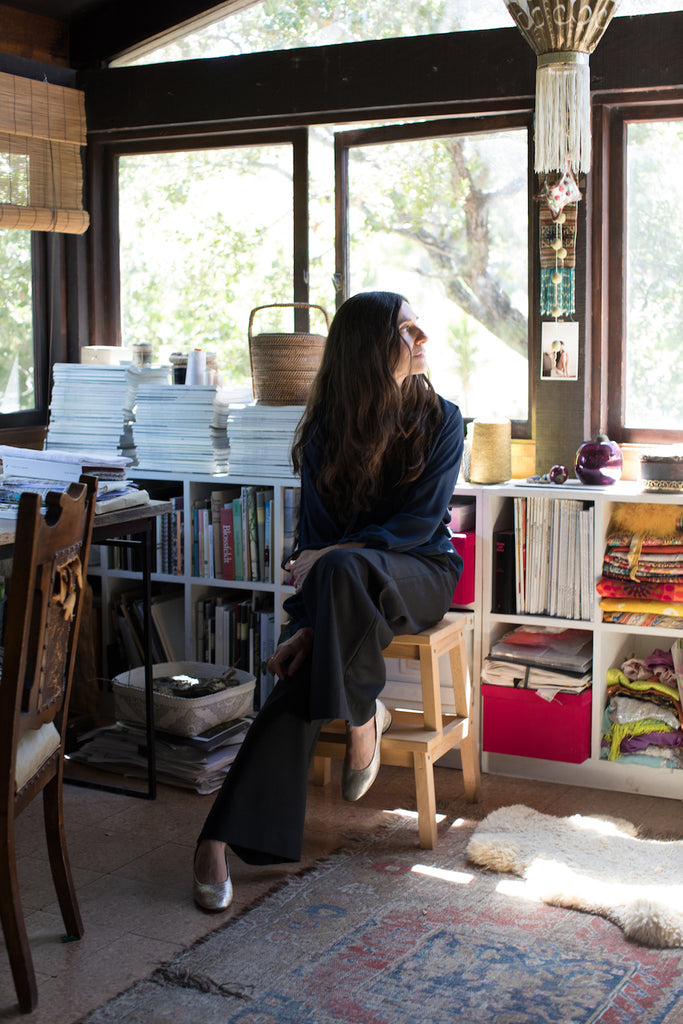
[
  {"left": 79, "top": 14, "right": 683, "bottom": 138},
  {"left": 0, "top": 3, "right": 69, "bottom": 66}
]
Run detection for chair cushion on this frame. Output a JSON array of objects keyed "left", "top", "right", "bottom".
[{"left": 15, "top": 722, "right": 61, "bottom": 792}]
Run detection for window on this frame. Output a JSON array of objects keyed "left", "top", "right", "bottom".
[
  {"left": 118, "top": 135, "right": 307, "bottom": 385},
  {"left": 624, "top": 118, "right": 683, "bottom": 432},
  {"left": 0, "top": 230, "right": 35, "bottom": 414},
  {"left": 335, "top": 118, "right": 531, "bottom": 428},
  {"left": 115, "top": 0, "right": 511, "bottom": 66},
  {"left": 603, "top": 104, "right": 683, "bottom": 443}
]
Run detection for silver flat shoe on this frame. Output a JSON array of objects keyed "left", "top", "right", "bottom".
[
  {"left": 342, "top": 699, "right": 392, "bottom": 803},
  {"left": 193, "top": 847, "right": 233, "bottom": 911}
]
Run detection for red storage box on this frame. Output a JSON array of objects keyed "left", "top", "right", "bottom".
[
  {"left": 482, "top": 682, "right": 592, "bottom": 763},
  {"left": 451, "top": 531, "right": 475, "bottom": 605}
]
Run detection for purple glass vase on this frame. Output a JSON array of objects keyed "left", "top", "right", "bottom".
[{"left": 575, "top": 433, "right": 623, "bottom": 486}]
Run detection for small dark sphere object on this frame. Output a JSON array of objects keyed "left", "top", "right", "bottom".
[{"left": 549, "top": 464, "right": 568, "bottom": 485}]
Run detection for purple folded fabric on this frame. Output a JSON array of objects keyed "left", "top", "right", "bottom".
[{"left": 602, "top": 730, "right": 683, "bottom": 754}]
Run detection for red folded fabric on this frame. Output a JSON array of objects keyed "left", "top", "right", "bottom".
[{"left": 596, "top": 576, "right": 683, "bottom": 602}]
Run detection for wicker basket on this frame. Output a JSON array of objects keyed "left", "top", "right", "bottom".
[{"left": 248, "top": 302, "right": 330, "bottom": 406}]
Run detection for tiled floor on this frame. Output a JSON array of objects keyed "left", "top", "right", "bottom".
[{"left": 1, "top": 762, "right": 681, "bottom": 1023}]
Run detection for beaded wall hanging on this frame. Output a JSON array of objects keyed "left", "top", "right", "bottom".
[{"left": 539, "top": 194, "right": 578, "bottom": 318}]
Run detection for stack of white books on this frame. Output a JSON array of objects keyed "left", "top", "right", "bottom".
[
  {"left": 45, "top": 363, "right": 170, "bottom": 462},
  {"left": 133, "top": 384, "right": 232, "bottom": 474},
  {"left": 227, "top": 405, "right": 304, "bottom": 476}
]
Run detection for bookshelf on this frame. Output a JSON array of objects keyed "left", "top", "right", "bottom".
[
  {"left": 88, "top": 472, "right": 682, "bottom": 802},
  {"left": 478, "top": 480, "right": 682, "bottom": 801},
  {"left": 87, "top": 469, "right": 300, "bottom": 710}
]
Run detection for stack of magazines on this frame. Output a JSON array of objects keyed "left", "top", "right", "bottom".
[
  {"left": 69, "top": 717, "right": 251, "bottom": 794},
  {"left": 133, "top": 384, "right": 231, "bottom": 474},
  {"left": 481, "top": 625, "right": 592, "bottom": 701}
]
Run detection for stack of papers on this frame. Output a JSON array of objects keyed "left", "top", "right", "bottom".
[
  {"left": 133, "top": 385, "right": 232, "bottom": 473},
  {"left": 0, "top": 445, "right": 148, "bottom": 515},
  {"left": 483, "top": 624, "right": 592, "bottom": 701},
  {"left": 228, "top": 405, "right": 303, "bottom": 476},
  {"left": 69, "top": 719, "right": 251, "bottom": 793}
]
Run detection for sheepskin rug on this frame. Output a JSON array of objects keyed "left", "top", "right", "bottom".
[{"left": 466, "top": 804, "right": 683, "bottom": 948}]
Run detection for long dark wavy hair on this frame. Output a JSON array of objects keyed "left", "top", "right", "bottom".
[{"left": 291, "top": 291, "right": 444, "bottom": 521}]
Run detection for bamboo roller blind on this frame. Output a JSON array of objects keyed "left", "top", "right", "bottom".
[{"left": 0, "top": 71, "right": 89, "bottom": 234}]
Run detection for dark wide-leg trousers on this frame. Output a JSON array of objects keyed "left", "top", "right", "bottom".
[{"left": 197, "top": 547, "right": 460, "bottom": 864}]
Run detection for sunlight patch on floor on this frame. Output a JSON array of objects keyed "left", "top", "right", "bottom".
[{"left": 411, "top": 864, "right": 474, "bottom": 885}]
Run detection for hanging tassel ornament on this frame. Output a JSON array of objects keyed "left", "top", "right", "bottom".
[
  {"left": 503, "top": 0, "right": 622, "bottom": 175},
  {"left": 535, "top": 51, "right": 590, "bottom": 174}
]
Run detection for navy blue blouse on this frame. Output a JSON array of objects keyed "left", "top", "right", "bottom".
[{"left": 284, "top": 395, "right": 464, "bottom": 630}]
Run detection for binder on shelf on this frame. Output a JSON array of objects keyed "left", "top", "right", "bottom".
[{"left": 492, "top": 529, "right": 515, "bottom": 614}]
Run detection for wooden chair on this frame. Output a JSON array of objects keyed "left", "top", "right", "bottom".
[
  {"left": 313, "top": 612, "right": 481, "bottom": 849},
  {"left": 0, "top": 477, "right": 97, "bottom": 1014}
]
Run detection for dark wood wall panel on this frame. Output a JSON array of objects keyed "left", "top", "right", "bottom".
[{"left": 0, "top": 3, "right": 68, "bottom": 65}]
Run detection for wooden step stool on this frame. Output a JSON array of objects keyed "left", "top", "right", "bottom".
[{"left": 312, "top": 612, "right": 481, "bottom": 849}]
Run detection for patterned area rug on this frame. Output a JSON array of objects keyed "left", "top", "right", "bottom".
[{"left": 80, "top": 813, "right": 683, "bottom": 1024}]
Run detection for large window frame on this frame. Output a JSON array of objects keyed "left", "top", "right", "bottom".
[
  {"left": 334, "top": 113, "right": 536, "bottom": 439},
  {"left": 0, "top": 232, "right": 64, "bottom": 433},
  {"left": 88, "top": 112, "right": 537, "bottom": 439},
  {"left": 594, "top": 91, "right": 683, "bottom": 446},
  {"left": 88, "top": 127, "right": 312, "bottom": 352}
]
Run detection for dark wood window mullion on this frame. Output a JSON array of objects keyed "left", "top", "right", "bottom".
[
  {"left": 606, "top": 110, "right": 626, "bottom": 443},
  {"left": 334, "top": 137, "right": 350, "bottom": 310},
  {"left": 292, "top": 129, "right": 310, "bottom": 332}
]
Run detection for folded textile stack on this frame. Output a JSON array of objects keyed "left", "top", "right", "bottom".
[
  {"left": 482, "top": 624, "right": 592, "bottom": 701},
  {"left": 597, "top": 502, "right": 683, "bottom": 628},
  {"left": 601, "top": 647, "right": 683, "bottom": 768}
]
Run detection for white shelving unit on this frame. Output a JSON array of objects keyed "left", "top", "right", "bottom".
[
  {"left": 88, "top": 469, "right": 299, "bottom": 668},
  {"left": 88, "top": 472, "right": 682, "bottom": 802},
  {"left": 478, "top": 480, "right": 682, "bottom": 801}
]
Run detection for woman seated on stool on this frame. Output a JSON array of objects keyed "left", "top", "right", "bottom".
[{"left": 193, "top": 289, "right": 464, "bottom": 910}]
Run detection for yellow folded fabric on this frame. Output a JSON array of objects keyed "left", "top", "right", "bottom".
[
  {"left": 605, "top": 667, "right": 680, "bottom": 704},
  {"left": 599, "top": 597, "right": 683, "bottom": 618}
]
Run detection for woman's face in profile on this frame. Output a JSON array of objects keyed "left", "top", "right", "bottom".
[{"left": 394, "top": 301, "right": 428, "bottom": 385}]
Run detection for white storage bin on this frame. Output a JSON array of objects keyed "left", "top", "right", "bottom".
[{"left": 113, "top": 661, "right": 255, "bottom": 737}]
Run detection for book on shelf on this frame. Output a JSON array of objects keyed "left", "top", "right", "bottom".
[
  {"left": 255, "top": 488, "right": 271, "bottom": 583},
  {"left": 193, "top": 593, "right": 276, "bottom": 705},
  {"left": 232, "top": 498, "right": 243, "bottom": 582},
  {"left": 220, "top": 505, "right": 236, "bottom": 581},
  {"left": 492, "top": 530, "right": 515, "bottom": 614},
  {"left": 244, "top": 486, "right": 259, "bottom": 583},
  {"left": 509, "top": 495, "right": 594, "bottom": 621},
  {"left": 210, "top": 486, "right": 240, "bottom": 578},
  {"left": 516, "top": 497, "right": 528, "bottom": 614},
  {"left": 110, "top": 588, "right": 172, "bottom": 670},
  {"left": 283, "top": 486, "right": 301, "bottom": 571},
  {"left": 264, "top": 497, "right": 272, "bottom": 584},
  {"left": 149, "top": 592, "right": 185, "bottom": 662}
]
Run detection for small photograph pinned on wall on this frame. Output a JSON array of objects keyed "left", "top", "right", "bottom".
[{"left": 540, "top": 321, "right": 579, "bottom": 381}]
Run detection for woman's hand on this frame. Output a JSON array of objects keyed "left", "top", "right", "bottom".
[
  {"left": 287, "top": 548, "right": 324, "bottom": 591},
  {"left": 267, "top": 626, "right": 313, "bottom": 680},
  {"left": 287, "top": 542, "right": 365, "bottom": 592}
]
